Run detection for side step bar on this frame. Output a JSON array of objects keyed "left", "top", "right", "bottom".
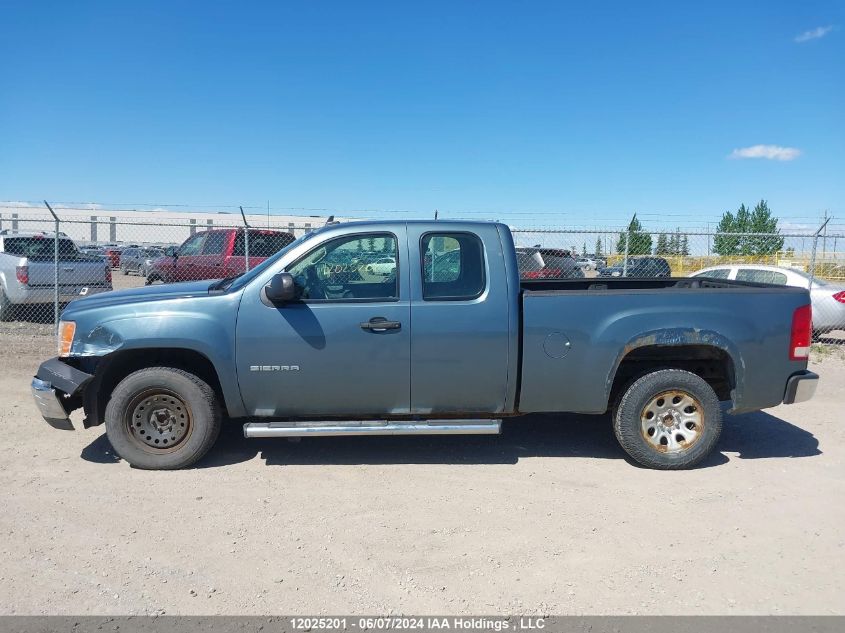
[{"left": 243, "top": 420, "right": 502, "bottom": 438}]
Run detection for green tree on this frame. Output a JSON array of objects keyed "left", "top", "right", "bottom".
[
  {"left": 655, "top": 233, "right": 669, "bottom": 255},
  {"left": 681, "top": 234, "right": 689, "bottom": 256},
  {"left": 616, "top": 214, "right": 652, "bottom": 255},
  {"left": 714, "top": 201, "right": 783, "bottom": 256},
  {"left": 582, "top": 242, "right": 587, "bottom": 256},
  {"left": 595, "top": 237, "right": 603, "bottom": 258}
]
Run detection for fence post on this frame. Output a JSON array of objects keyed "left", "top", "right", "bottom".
[
  {"left": 622, "top": 218, "right": 632, "bottom": 277},
  {"left": 239, "top": 206, "right": 250, "bottom": 273},
  {"left": 808, "top": 217, "right": 831, "bottom": 284},
  {"left": 44, "top": 201, "right": 60, "bottom": 332}
]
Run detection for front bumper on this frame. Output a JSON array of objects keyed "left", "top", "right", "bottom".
[
  {"left": 31, "top": 358, "right": 94, "bottom": 430},
  {"left": 783, "top": 370, "right": 819, "bottom": 405}
]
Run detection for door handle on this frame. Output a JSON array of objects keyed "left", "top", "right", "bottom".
[{"left": 360, "top": 317, "right": 401, "bottom": 332}]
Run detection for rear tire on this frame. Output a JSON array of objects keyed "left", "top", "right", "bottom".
[
  {"left": 105, "top": 367, "right": 221, "bottom": 470},
  {"left": 613, "top": 369, "right": 722, "bottom": 470}
]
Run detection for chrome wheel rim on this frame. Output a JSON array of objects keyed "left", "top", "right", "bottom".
[
  {"left": 126, "top": 389, "right": 192, "bottom": 452},
  {"left": 640, "top": 390, "right": 703, "bottom": 453}
]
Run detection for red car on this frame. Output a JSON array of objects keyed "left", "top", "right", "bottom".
[
  {"left": 103, "top": 247, "right": 123, "bottom": 269},
  {"left": 145, "top": 228, "right": 295, "bottom": 284}
]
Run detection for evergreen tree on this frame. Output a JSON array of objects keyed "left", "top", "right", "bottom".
[
  {"left": 595, "top": 237, "right": 603, "bottom": 258},
  {"left": 681, "top": 234, "right": 689, "bottom": 256},
  {"left": 713, "top": 201, "right": 783, "bottom": 255},
  {"left": 655, "top": 233, "right": 669, "bottom": 255},
  {"left": 616, "top": 214, "right": 653, "bottom": 255}
]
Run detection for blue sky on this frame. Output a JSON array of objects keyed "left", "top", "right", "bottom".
[{"left": 1, "top": 1, "right": 842, "bottom": 229}]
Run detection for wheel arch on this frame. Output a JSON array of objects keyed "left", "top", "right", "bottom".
[
  {"left": 84, "top": 347, "right": 232, "bottom": 427},
  {"left": 606, "top": 330, "right": 742, "bottom": 410}
]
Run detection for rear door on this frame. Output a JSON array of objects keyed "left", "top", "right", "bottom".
[{"left": 407, "top": 225, "right": 511, "bottom": 414}]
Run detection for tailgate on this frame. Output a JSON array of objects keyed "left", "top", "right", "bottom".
[{"left": 27, "top": 259, "right": 109, "bottom": 287}]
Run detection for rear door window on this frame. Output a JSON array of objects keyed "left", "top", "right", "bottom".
[
  {"left": 421, "top": 233, "right": 485, "bottom": 300},
  {"left": 736, "top": 269, "right": 787, "bottom": 285}
]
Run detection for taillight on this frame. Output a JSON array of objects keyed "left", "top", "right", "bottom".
[
  {"left": 833, "top": 291, "right": 845, "bottom": 304},
  {"left": 105, "top": 264, "right": 112, "bottom": 284},
  {"left": 789, "top": 304, "right": 812, "bottom": 361},
  {"left": 15, "top": 265, "right": 28, "bottom": 285}
]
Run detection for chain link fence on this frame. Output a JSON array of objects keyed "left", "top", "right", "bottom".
[{"left": 1, "top": 206, "right": 843, "bottom": 342}]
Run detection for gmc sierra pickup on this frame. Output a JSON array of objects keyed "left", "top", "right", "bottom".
[{"left": 31, "top": 220, "right": 818, "bottom": 470}]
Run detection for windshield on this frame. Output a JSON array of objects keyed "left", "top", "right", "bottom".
[{"left": 222, "top": 230, "right": 322, "bottom": 292}]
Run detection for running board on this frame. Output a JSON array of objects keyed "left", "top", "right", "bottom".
[{"left": 243, "top": 420, "right": 501, "bottom": 438}]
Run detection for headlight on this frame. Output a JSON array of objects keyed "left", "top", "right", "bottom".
[{"left": 58, "top": 321, "right": 76, "bottom": 357}]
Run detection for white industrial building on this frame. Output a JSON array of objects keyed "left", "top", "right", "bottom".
[{"left": 0, "top": 204, "right": 345, "bottom": 247}]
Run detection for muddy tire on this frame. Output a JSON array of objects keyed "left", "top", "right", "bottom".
[
  {"left": 613, "top": 369, "right": 722, "bottom": 470},
  {"left": 105, "top": 367, "right": 221, "bottom": 470}
]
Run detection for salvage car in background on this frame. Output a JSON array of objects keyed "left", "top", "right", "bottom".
[
  {"left": 0, "top": 231, "right": 112, "bottom": 321},
  {"left": 598, "top": 256, "right": 671, "bottom": 278},
  {"left": 119, "top": 247, "right": 164, "bottom": 276},
  {"left": 516, "top": 247, "right": 584, "bottom": 279},
  {"left": 145, "top": 228, "right": 295, "bottom": 284},
  {"left": 691, "top": 264, "right": 845, "bottom": 334}
]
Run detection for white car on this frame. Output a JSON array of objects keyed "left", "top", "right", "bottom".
[
  {"left": 690, "top": 264, "right": 845, "bottom": 334},
  {"left": 365, "top": 256, "right": 397, "bottom": 275},
  {"left": 575, "top": 257, "right": 598, "bottom": 271}
]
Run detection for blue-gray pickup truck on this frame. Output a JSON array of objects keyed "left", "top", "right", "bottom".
[{"left": 31, "top": 220, "right": 819, "bottom": 470}]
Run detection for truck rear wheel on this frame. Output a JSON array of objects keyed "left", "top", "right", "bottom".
[
  {"left": 104, "top": 367, "right": 221, "bottom": 470},
  {"left": 613, "top": 369, "right": 722, "bottom": 470}
]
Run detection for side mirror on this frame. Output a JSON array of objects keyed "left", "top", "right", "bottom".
[{"left": 264, "top": 272, "right": 298, "bottom": 304}]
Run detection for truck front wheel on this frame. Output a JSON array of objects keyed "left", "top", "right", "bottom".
[
  {"left": 104, "top": 367, "right": 221, "bottom": 470},
  {"left": 613, "top": 369, "right": 722, "bottom": 470}
]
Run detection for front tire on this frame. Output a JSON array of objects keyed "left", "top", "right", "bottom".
[
  {"left": 105, "top": 367, "right": 221, "bottom": 470},
  {"left": 613, "top": 369, "right": 722, "bottom": 470}
]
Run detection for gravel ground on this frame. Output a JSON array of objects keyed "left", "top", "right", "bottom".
[{"left": 0, "top": 307, "right": 843, "bottom": 616}]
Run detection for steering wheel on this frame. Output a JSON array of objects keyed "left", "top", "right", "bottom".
[{"left": 302, "top": 265, "right": 327, "bottom": 300}]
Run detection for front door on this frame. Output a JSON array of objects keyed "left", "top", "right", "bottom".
[{"left": 235, "top": 228, "right": 411, "bottom": 417}]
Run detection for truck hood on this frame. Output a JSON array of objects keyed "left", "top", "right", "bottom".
[{"left": 62, "top": 280, "right": 216, "bottom": 314}]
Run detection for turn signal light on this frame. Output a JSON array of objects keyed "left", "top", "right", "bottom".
[
  {"left": 58, "top": 321, "right": 76, "bottom": 357},
  {"left": 833, "top": 291, "right": 845, "bottom": 304},
  {"left": 16, "top": 265, "right": 28, "bottom": 285},
  {"left": 789, "top": 304, "right": 812, "bottom": 361}
]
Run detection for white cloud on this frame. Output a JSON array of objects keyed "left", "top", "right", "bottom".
[
  {"left": 729, "top": 145, "right": 802, "bottom": 161},
  {"left": 794, "top": 25, "right": 835, "bottom": 42}
]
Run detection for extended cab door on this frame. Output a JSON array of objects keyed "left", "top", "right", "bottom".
[
  {"left": 407, "top": 224, "right": 513, "bottom": 414},
  {"left": 235, "top": 226, "right": 411, "bottom": 417}
]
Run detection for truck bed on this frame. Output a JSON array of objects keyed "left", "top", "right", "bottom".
[{"left": 517, "top": 276, "right": 810, "bottom": 415}]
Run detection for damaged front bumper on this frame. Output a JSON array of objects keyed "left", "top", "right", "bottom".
[{"left": 31, "top": 358, "right": 94, "bottom": 430}]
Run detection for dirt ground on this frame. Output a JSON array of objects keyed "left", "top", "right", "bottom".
[{"left": 0, "top": 291, "right": 843, "bottom": 615}]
